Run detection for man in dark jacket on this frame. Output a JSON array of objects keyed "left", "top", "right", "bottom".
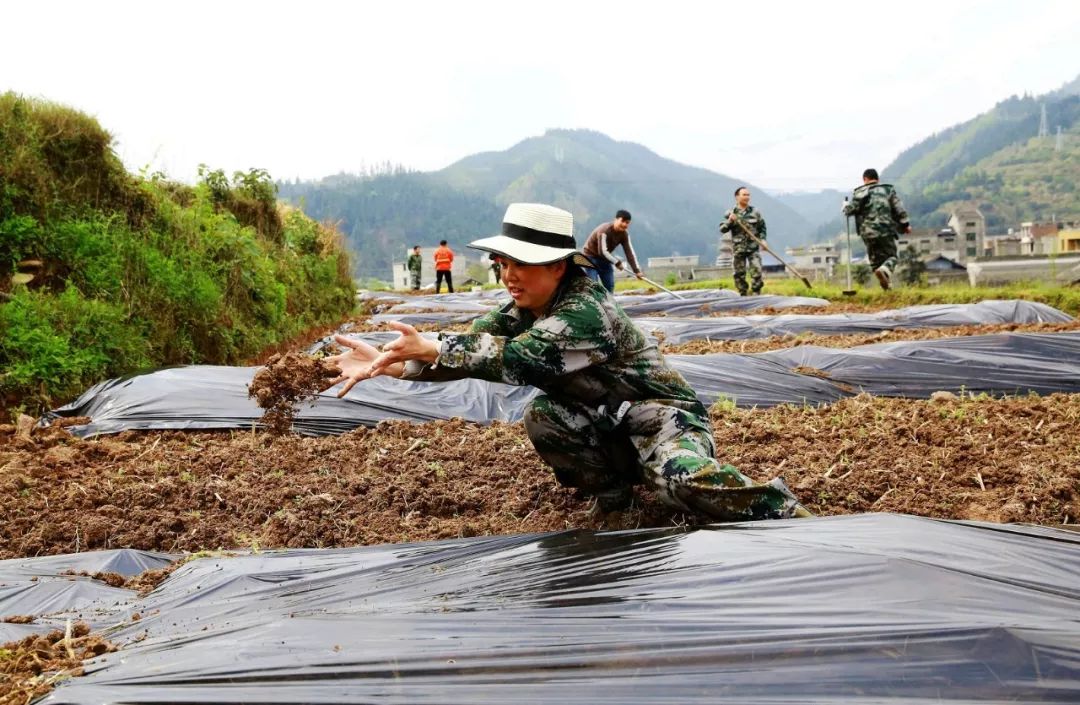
[{"left": 582, "top": 210, "right": 645, "bottom": 293}]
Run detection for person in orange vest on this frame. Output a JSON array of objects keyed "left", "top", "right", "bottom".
[{"left": 433, "top": 240, "right": 454, "bottom": 294}]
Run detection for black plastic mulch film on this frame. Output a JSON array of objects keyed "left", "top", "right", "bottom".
[
  {"left": 3, "top": 516, "right": 1078, "bottom": 703},
  {"left": 48, "top": 330, "right": 1080, "bottom": 436}
]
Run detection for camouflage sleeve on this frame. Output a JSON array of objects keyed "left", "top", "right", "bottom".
[
  {"left": 426, "top": 306, "right": 613, "bottom": 387},
  {"left": 757, "top": 211, "right": 767, "bottom": 240},
  {"left": 890, "top": 190, "right": 910, "bottom": 228},
  {"left": 468, "top": 307, "right": 514, "bottom": 335},
  {"left": 399, "top": 305, "right": 516, "bottom": 382},
  {"left": 842, "top": 192, "right": 862, "bottom": 216},
  {"left": 719, "top": 210, "right": 732, "bottom": 233}
]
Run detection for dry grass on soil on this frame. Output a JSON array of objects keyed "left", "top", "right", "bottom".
[
  {"left": 1, "top": 394, "right": 1077, "bottom": 562},
  {"left": 661, "top": 320, "right": 1080, "bottom": 355},
  {"left": 0, "top": 622, "right": 116, "bottom": 705}
]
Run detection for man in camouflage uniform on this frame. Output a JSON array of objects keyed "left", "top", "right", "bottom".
[
  {"left": 843, "top": 168, "right": 911, "bottom": 290},
  {"left": 327, "top": 203, "right": 807, "bottom": 521},
  {"left": 407, "top": 245, "right": 422, "bottom": 291},
  {"left": 719, "top": 187, "right": 765, "bottom": 296}
]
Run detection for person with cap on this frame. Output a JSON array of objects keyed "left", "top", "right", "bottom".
[
  {"left": 843, "top": 168, "right": 911, "bottom": 290},
  {"left": 324, "top": 203, "right": 808, "bottom": 521},
  {"left": 582, "top": 209, "right": 645, "bottom": 293}
]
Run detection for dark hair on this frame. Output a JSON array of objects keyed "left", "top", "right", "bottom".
[
  {"left": 615, "top": 209, "right": 632, "bottom": 221},
  {"left": 863, "top": 168, "right": 879, "bottom": 181},
  {"left": 412, "top": 244, "right": 419, "bottom": 249},
  {"left": 439, "top": 239, "right": 448, "bottom": 246},
  {"left": 734, "top": 186, "right": 748, "bottom": 197}
]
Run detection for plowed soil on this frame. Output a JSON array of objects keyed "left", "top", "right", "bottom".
[
  {"left": 0, "top": 622, "right": 115, "bottom": 705},
  {"left": 662, "top": 320, "right": 1080, "bottom": 354},
  {"left": 2, "top": 393, "right": 1077, "bottom": 560}
]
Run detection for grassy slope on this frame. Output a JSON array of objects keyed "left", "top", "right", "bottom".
[{"left": 0, "top": 93, "right": 357, "bottom": 414}]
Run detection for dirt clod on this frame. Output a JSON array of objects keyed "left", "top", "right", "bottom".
[{"left": 249, "top": 352, "right": 339, "bottom": 435}]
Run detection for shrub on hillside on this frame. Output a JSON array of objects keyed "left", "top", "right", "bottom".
[{"left": 0, "top": 94, "right": 355, "bottom": 415}]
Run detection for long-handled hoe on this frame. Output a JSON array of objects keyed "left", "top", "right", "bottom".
[{"left": 731, "top": 218, "right": 813, "bottom": 289}]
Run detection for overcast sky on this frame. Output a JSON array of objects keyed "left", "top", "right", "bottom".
[{"left": 3, "top": 1, "right": 1077, "bottom": 192}]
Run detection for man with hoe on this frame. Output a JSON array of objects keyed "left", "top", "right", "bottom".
[
  {"left": 843, "top": 168, "right": 911, "bottom": 290},
  {"left": 719, "top": 186, "right": 766, "bottom": 296},
  {"left": 325, "top": 203, "right": 808, "bottom": 521},
  {"left": 582, "top": 209, "right": 645, "bottom": 293}
]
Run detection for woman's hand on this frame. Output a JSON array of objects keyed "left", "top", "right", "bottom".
[
  {"left": 323, "top": 334, "right": 404, "bottom": 397},
  {"left": 368, "top": 321, "right": 439, "bottom": 377},
  {"left": 322, "top": 323, "right": 439, "bottom": 397}
]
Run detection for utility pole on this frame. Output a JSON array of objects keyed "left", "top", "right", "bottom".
[{"left": 1038, "top": 104, "right": 1049, "bottom": 138}]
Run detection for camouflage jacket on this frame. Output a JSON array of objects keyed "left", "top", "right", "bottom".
[
  {"left": 719, "top": 206, "right": 766, "bottom": 252},
  {"left": 407, "top": 253, "right": 422, "bottom": 274},
  {"left": 843, "top": 182, "right": 910, "bottom": 239},
  {"left": 401, "top": 275, "right": 703, "bottom": 413}
]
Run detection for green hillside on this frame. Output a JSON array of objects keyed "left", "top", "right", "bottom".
[
  {"left": 280, "top": 130, "right": 815, "bottom": 278},
  {"left": 1, "top": 93, "right": 355, "bottom": 413},
  {"left": 278, "top": 172, "right": 501, "bottom": 280},
  {"left": 906, "top": 123, "right": 1080, "bottom": 229},
  {"left": 883, "top": 76, "right": 1080, "bottom": 229}
]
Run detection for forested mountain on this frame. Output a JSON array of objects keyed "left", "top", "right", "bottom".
[
  {"left": 279, "top": 130, "right": 815, "bottom": 278},
  {"left": 278, "top": 172, "right": 501, "bottom": 279}
]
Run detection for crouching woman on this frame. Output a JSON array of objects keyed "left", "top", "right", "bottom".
[{"left": 326, "top": 203, "right": 807, "bottom": 521}]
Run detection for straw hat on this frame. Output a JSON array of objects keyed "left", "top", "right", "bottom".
[{"left": 469, "top": 203, "right": 592, "bottom": 267}]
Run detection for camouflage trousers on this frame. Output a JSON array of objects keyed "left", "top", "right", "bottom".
[
  {"left": 732, "top": 250, "right": 763, "bottom": 295},
  {"left": 863, "top": 234, "right": 898, "bottom": 272},
  {"left": 409, "top": 270, "right": 421, "bottom": 290},
  {"left": 523, "top": 394, "right": 797, "bottom": 521}
]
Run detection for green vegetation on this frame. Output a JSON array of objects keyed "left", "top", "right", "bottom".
[
  {"left": 278, "top": 171, "right": 501, "bottom": 279},
  {"left": 637, "top": 277, "right": 1080, "bottom": 316},
  {"left": 1, "top": 93, "right": 355, "bottom": 414},
  {"left": 887, "top": 90, "right": 1080, "bottom": 229},
  {"left": 897, "top": 245, "right": 927, "bottom": 286}
]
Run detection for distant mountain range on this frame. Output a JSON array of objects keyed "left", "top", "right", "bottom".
[
  {"left": 281, "top": 73, "right": 1080, "bottom": 278},
  {"left": 279, "top": 130, "right": 815, "bottom": 278}
]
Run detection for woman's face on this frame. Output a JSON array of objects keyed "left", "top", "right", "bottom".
[{"left": 496, "top": 256, "right": 566, "bottom": 315}]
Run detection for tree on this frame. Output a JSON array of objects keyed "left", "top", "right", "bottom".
[
  {"left": 898, "top": 245, "right": 926, "bottom": 286},
  {"left": 851, "top": 264, "right": 872, "bottom": 286}
]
